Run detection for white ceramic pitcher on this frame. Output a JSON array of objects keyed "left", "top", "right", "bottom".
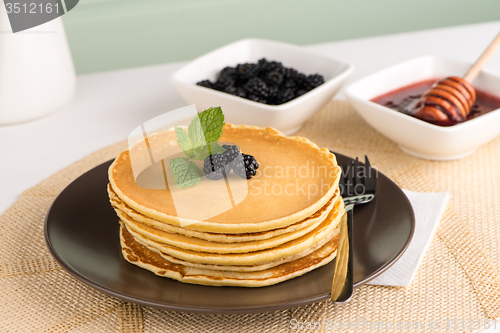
[{"left": 0, "top": 4, "right": 76, "bottom": 124}]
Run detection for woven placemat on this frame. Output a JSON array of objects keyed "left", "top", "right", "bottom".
[{"left": 2, "top": 101, "right": 500, "bottom": 333}]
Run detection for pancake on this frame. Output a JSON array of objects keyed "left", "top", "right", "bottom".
[
  {"left": 124, "top": 202, "right": 344, "bottom": 266},
  {"left": 117, "top": 194, "right": 343, "bottom": 254},
  {"left": 120, "top": 212, "right": 321, "bottom": 254},
  {"left": 153, "top": 231, "right": 339, "bottom": 272},
  {"left": 109, "top": 184, "right": 340, "bottom": 244},
  {"left": 109, "top": 124, "right": 341, "bottom": 233},
  {"left": 120, "top": 221, "right": 339, "bottom": 287}
]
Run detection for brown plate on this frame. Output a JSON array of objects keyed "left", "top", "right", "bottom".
[{"left": 44, "top": 153, "right": 414, "bottom": 313}]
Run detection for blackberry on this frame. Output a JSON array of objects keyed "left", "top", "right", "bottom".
[
  {"left": 304, "top": 74, "right": 325, "bottom": 90},
  {"left": 197, "top": 80, "right": 213, "bottom": 89},
  {"left": 258, "top": 58, "right": 284, "bottom": 74},
  {"left": 236, "top": 63, "right": 260, "bottom": 80},
  {"left": 214, "top": 76, "right": 235, "bottom": 91},
  {"left": 221, "top": 145, "right": 240, "bottom": 163},
  {"left": 276, "top": 88, "right": 295, "bottom": 105},
  {"left": 234, "top": 87, "right": 246, "bottom": 98},
  {"left": 246, "top": 94, "right": 267, "bottom": 104},
  {"left": 233, "top": 154, "right": 259, "bottom": 179},
  {"left": 283, "top": 79, "right": 297, "bottom": 90},
  {"left": 219, "top": 66, "right": 237, "bottom": 79},
  {"left": 282, "top": 67, "right": 298, "bottom": 79},
  {"left": 224, "top": 85, "right": 237, "bottom": 95},
  {"left": 264, "top": 71, "right": 283, "bottom": 86},
  {"left": 257, "top": 58, "right": 269, "bottom": 68},
  {"left": 296, "top": 89, "right": 307, "bottom": 98},
  {"left": 266, "top": 85, "right": 279, "bottom": 104},
  {"left": 294, "top": 73, "right": 307, "bottom": 87},
  {"left": 203, "top": 154, "right": 230, "bottom": 180},
  {"left": 244, "top": 77, "right": 269, "bottom": 98}
]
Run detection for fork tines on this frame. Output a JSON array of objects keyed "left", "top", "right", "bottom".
[{"left": 340, "top": 155, "right": 376, "bottom": 204}]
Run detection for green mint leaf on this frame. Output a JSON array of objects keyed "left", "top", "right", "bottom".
[
  {"left": 199, "top": 106, "right": 225, "bottom": 144},
  {"left": 184, "top": 107, "right": 226, "bottom": 160},
  {"left": 170, "top": 157, "right": 201, "bottom": 188},
  {"left": 175, "top": 127, "right": 194, "bottom": 159},
  {"left": 193, "top": 143, "right": 226, "bottom": 161},
  {"left": 209, "top": 142, "right": 226, "bottom": 155},
  {"left": 190, "top": 146, "right": 207, "bottom": 161},
  {"left": 187, "top": 113, "right": 207, "bottom": 150}
]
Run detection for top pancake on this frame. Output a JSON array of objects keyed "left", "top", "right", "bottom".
[{"left": 109, "top": 124, "right": 340, "bottom": 233}]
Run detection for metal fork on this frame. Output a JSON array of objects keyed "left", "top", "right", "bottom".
[
  {"left": 331, "top": 156, "right": 377, "bottom": 302},
  {"left": 342, "top": 156, "right": 377, "bottom": 206}
]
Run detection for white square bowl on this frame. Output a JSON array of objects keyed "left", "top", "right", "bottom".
[
  {"left": 170, "top": 38, "right": 353, "bottom": 135},
  {"left": 345, "top": 55, "right": 500, "bottom": 160}
]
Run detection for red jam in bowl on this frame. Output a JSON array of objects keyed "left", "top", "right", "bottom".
[{"left": 371, "top": 79, "right": 500, "bottom": 126}]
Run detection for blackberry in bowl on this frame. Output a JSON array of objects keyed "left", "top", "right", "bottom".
[
  {"left": 170, "top": 38, "right": 353, "bottom": 134},
  {"left": 196, "top": 59, "right": 326, "bottom": 106}
]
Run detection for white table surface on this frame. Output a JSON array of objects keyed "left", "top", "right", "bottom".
[{"left": 1, "top": 21, "right": 500, "bottom": 331}]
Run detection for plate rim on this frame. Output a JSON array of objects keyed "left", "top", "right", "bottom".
[{"left": 44, "top": 153, "right": 415, "bottom": 314}]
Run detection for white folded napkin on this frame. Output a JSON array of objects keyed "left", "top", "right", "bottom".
[{"left": 366, "top": 190, "right": 450, "bottom": 287}]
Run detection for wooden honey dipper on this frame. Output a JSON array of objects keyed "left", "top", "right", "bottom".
[{"left": 413, "top": 32, "right": 500, "bottom": 124}]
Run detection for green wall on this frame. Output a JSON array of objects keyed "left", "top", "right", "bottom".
[{"left": 62, "top": 0, "right": 500, "bottom": 74}]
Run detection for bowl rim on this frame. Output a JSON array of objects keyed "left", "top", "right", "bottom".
[
  {"left": 170, "top": 38, "right": 354, "bottom": 111},
  {"left": 345, "top": 54, "right": 500, "bottom": 133}
]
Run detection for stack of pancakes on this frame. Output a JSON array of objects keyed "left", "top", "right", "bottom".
[{"left": 108, "top": 124, "right": 344, "bottom": 287}]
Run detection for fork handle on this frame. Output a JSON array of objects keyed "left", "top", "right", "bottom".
[{"left": 332, "top": 204, "right": 354, "bottom": 302}]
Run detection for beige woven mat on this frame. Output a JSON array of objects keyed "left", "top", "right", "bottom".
[{"left": 2, "top": 101, "right": 500, "bottom": 333}]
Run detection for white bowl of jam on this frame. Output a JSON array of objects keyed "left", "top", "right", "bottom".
[{"left": 345, "top": 55, "right": 500, "bottom": 160}]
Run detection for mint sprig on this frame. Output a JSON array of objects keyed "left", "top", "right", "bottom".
[
  {"left": 174, "top": 107, "right": 226, "bottom": 160},
  {"left": 198, "top": 106, "right": 225, "bottom": 144},
  {"left": 171, "top": 107, "right": 226, "bottom": 188},
  {"left": 170, "top": 157, "right": 201, "bottom": 188}
]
